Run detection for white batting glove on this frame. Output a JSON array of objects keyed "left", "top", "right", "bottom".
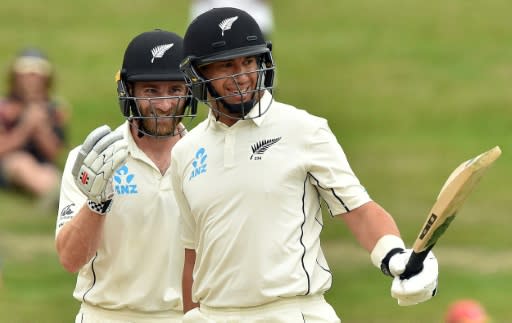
[
  {"left": 71, "top": 125, "right": 128, "bottom": 215},
  {"left": 386, "top": 249, "right": 438, "bottom": 306}
]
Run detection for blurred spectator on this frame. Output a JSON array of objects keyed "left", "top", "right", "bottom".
[
  {"left": 445, "top": 299, "right": 490, "bottom": 323},
  {"left": 189, "top": 0, "right": 274, "bottom": 39},
  {"left": 0, "top": 48, "right": 69, "bottom": 200}
]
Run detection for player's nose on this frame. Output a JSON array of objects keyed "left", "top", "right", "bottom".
[{"left": 152, "top": 97, "right": 179, "bottom": 112}]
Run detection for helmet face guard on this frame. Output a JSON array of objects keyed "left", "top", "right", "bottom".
[
  {"left": 181, "top": 7, "right": 275, "bottom": 120},
  {"left": 117, "top": 74, "right": 194, "bottom": 138},
  {"left": 117, "top": 29, "right": 196, "bottom": 137},
  {"left": 180, "top": 44, "right": 275, "bottom": 120},
  {"left": 118, "top": 83, "right": 194, "bottom": 138}
]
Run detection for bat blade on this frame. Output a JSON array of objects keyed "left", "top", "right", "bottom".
[{"left": 400, "top": 146, "right": 501, "bottom": 279}]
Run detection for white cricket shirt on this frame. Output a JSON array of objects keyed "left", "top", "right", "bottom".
[
  {"left": 56, "top": 121, "right": 184, "bottom": 313},
  {"left": 170, "top": 91, "right": 371, "bottom": 308}
]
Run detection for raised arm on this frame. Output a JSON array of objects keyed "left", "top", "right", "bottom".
[{"left": 55, "top": 125, "right": 127, "bottom": 272}]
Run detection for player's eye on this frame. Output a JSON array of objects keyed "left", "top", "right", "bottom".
[
  {"left": 243, "top": 57, "right": 256, "bottom": 65},
  {"left": 170, "top": 86, "right": 187, "bottom": 95},
  {"left": 220, "top": 61, "right": 233, "bottom": 69},
  {"left": 142, "top": 88, "right": 158, "bottom": 96}
]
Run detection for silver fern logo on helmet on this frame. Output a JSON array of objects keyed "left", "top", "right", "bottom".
[
  {"left": 219, "top": 16, "right": 238, "bottom": 36},
  {"left": 150, "top": 43, "right": 174, "bottom": 63}
]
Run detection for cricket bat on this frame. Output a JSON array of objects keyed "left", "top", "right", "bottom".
[{"left": 400, "top": 146, "right": 502, "bottom": 279}]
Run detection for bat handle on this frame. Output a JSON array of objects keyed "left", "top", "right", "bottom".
[{"left": 399, "top": 245, "right": 435, "bottom": 280}]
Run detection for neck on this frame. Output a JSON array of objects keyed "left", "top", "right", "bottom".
[
  {"left": 130, "top": 124, "right": 180, "bottom": 174},
  {"left": 211, "top": 101, "right": 246, "bottom": 127}
]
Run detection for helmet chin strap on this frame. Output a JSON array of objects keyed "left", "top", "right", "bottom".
[
  {"left": 128, "top": 118, "right": 146, "bottom": 138},
  {"left": 222, "top": 99, "right": 255, "bottom": 115},
  {"left": 206, "top": 83, "right": 255, "bottom": 117}
]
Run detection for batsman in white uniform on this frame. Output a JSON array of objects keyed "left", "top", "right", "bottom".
[
  {"left": 55, "top": 29, "right": 196, "bottom": 322},
  {"left": 170, "top": 7, "right": 440, "bottom": 322}
]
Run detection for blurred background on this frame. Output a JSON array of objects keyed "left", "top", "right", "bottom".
[{"left": 0, "top": 0, "right": 510, "bottom": 322}]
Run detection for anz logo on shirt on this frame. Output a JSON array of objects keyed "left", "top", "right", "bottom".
[
  {"left": 189, "top": 147, "right": 207, "bottom": 181},
  {"left": 114, "top": 164, "right": 138, "bottom": 195}
]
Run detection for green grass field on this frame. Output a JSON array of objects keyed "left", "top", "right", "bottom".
[{"left": 1, "top": 0, "right": 511, "bottom": 322}]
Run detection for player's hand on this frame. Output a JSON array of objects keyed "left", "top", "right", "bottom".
[
  {"left": 72, "top": 125, "right": 128, "bottom": 214},
  {"left": 387, "top": 249, "right": 438, "bottom": 306}
]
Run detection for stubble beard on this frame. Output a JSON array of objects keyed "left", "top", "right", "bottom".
[{"left": 141, "top": 117, "right": 177, "bottom": 137}]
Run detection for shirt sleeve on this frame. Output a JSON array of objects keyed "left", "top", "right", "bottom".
[
  {"left": 170, "top": 152, "right": 196, "bottom": 250},
  {"left": 55, "top": 146, "right": 87, "bottom": 237},
  {"left": 306, "top": 119, "right": 371, "bottom": 216}
]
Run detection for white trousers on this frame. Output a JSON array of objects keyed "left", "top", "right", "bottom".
[
  {"left": 183, "top": 295, "right": 341, "bottom": 323},
  {"left": 75, "top": 303, "right": 183, "bottom": 323}
]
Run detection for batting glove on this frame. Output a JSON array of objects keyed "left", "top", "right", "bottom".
[
  {"left": 72, "top": 125, "right": 128, "bottom": 215},
  {"left": 384, "top": 249, "right": 438, "bottom": 306}
]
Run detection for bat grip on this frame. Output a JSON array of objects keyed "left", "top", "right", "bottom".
[{"left": 399, "top": 245, "right": 435, "bottom": 280}]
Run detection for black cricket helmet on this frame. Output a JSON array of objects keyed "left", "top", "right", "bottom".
[
  {"left": 180, "top": 7, "right": 275, "bottom": 120},
  {"left": 117, "top": 29, "right": 195, "bottom": 137}
]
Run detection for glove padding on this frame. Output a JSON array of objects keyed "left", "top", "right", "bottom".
[
  {"left": 72, "top": 125, "right": 128, "bottom": 207},
  {"left": 388, "top": 249, "right": 438, "bottom": 306}
]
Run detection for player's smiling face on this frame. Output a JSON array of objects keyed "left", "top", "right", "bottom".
[
  {"left": 131, "top": 81, "right": 187, "bottom": 136},
  {"left": 200, "top": 56, "right": 259, "bottom": 106}
]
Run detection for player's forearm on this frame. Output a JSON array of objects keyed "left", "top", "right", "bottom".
[
  {"left": 55, "top": 205, "right": 105, "bottom": 273},
  {"left": 182, "top": 277, "right": 198, "bottom": 313},
  {"left": 340, "top": 201, "right": 401, "bottom": 252},
  {"left": 183, "top": 248, "right": 199, "bottom": 313}
]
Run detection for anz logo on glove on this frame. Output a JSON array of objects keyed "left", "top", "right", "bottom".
[{"left": 114, "top": 165, "right": 138, "bottom": 195}]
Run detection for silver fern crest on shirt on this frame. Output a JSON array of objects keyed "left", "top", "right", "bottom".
[
  {"left": 219, "top": 16, "right": 238, "bottom": 36},
  {"left": 150, "top": 43, "right": 174, "bottom": 63},
  {"left": 250, "top": 137, "right": 282, "bottom": 160}
]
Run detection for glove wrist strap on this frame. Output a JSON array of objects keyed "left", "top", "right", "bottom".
[
  {"left": 87, "top": 199, "right": 113, "bottom": 216},
  {"left": 370, "top": 234, "right": 406, "bottom": 267},
  {"left": 380, "top": 248, "right": 405, "bottom": 277}
]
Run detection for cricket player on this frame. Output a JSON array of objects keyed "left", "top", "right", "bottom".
[
  {"left": 55, "top": 29, "right": 195, "bottom": 322},
  {"left": 170, "top": 7, "right": 439, "bottom": 322}
]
